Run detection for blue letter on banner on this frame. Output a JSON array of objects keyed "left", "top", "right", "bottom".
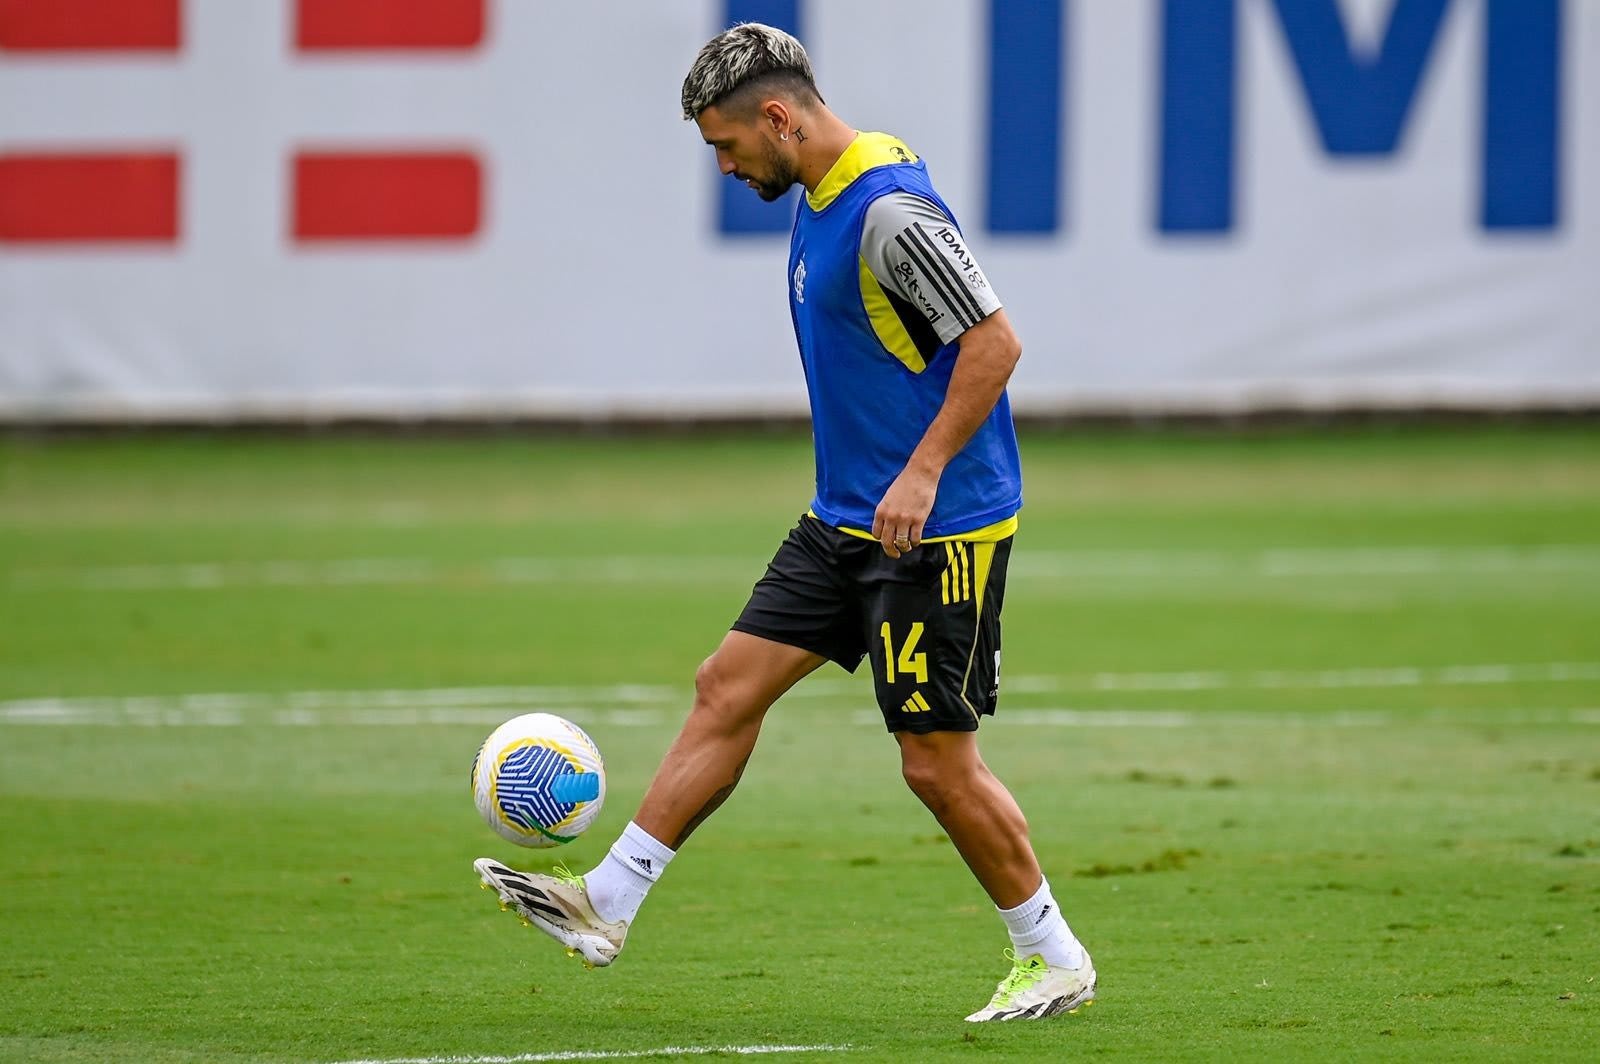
[
  {"left": 1484, "top": 0, "right": 1560, "bottom": 229},
  {"left": 1159, "top": 0, "right": 1559, "bottom": 233},
  {"left": 1159, "top": 0, "right": 1236, "bottom": 233},
  {"left": 987, "top": 0, "right": 1064, "bottom": 233},
  {"left": 1271, "top": 0, "right": 1451, "bottom": 155}
]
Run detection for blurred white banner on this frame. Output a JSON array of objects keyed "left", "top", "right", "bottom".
[{"left": 0, "top": 0, "right": 1595, "bottom": 420}]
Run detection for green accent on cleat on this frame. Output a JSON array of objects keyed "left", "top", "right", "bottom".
[
  {"left": 992, "top": 949, "right": 1049, "bottom": 1009},
  {"left": 551, "top": 863, "right": 586, "bottom": 891},
  {"left": 965, "top": 947, "right": 1097, "bottom": 1022}
]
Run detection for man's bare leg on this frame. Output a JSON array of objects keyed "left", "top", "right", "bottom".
[
  {"left": 473, "top": 632, "right": 825, "bottom": 964},
  {"left": 569, "top": 631, "right": 824, "bottom": 928},
  {"left": 634, "top": 631, "right": 826, "bottom": 848},
  {"left": 898, "top": 729, "right": 1093, "bottom": 1017},
  {"left": 896, "top": 730, "right": 1041, "bottom": 907}
]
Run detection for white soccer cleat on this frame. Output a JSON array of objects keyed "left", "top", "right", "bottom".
[
  {"left": 964, "top": 948, "right": 1097, "bottom": 1022},
  {"left": 473, "top": 857, "right": 628, "bottom": 968}
]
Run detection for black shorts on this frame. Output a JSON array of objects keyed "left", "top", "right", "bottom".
[{"left": 732, "top": 515, "right": 1013, "bottom": 734}]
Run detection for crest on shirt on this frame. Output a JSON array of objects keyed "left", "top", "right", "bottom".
[{"left": 792, "top": 256, "right": 807, "bottom": 304}]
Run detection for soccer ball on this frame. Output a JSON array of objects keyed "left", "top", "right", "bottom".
[{"left": 471, "top": 713, "right": 606, "bottom": 848}]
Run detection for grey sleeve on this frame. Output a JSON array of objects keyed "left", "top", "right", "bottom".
[{"left": 860, "top": 191, "right": 1003, "bottom": 345}]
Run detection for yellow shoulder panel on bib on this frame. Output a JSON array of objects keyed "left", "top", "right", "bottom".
[
  {"left": 859, "top": 255, "right": 926, "bottom": 374},
  {"left": 807, "top": 132, "right": 919, "bottom": 212}
]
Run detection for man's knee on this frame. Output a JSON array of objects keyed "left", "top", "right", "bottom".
[
  {"left": 899, "top": 732, "right": 978, "bottom": 809},
  {"left": 692, "top": 653, "right": 732, "bottom": 711},
  {"left": 691, "top": 652, "right": 759, "bottom": 730},
  {"left": 901, "top": 756, "right": 945, "bottom": 809}
]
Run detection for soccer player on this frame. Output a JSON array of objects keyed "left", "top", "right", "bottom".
[{"left": 475, "top": 22, "right": 1094, "bottom": 1022}]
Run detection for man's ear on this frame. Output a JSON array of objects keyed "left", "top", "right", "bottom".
[{"left": 762, "top": 100, "right": 792, "bottom": 138}]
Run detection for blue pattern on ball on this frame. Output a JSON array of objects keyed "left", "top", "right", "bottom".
[{"left": 496, "top": 744, "right": 584, "bottom": 832}]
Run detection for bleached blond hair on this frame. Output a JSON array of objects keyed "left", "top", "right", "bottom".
[{"left": 680, "top": 22, "right": 821, "bottom": 121}]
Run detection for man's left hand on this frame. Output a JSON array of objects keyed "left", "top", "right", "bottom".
[{"left": 872, "top": 467, "right": 939, "bottom": 558}]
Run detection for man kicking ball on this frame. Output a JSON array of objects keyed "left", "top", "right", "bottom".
[{"left": 476, "top": 21, "right": 1095, "bottom": 1023}]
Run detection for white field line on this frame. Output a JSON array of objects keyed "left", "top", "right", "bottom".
[
  {"left": 847, "top": 708, "right": 1600, "bottom": 728},
  {"left": 3, "top": 697, "right": 1596, "bottom": 730},
  {"left": 0, "top": 702, "right": 666, "bottom": 728},
  {"left": 0, "top": 683, "right": 675, "bottom": 728},
  {"left": 4, "top": 663, "right": 1599, "bottom": 726},
  {"left": 4, "top": 699, "right": 1594, "bottom": 729},
  {"left": 10, "top": 545, "right": 1600, "bottom": 590},
  {"left": 328, "top": 1045, "right": 856, "bottom": 1064},
  {"left": 1028, "top": 661, "right": 1600, "bottom": 692},
  {"left": 793, "top": 661, "right": 1600, "bottom": 697}
]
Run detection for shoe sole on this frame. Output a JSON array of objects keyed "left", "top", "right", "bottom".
[
  {"left": 472, "top": 858, "right": 616, "bottom": 969},
  {"left": 964, "top": 980, "right": 1096, "bottom": 1022}
]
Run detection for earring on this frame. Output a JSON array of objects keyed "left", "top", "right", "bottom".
[{"left": 780, "top": 132, "right": 788, "bottom": 141}]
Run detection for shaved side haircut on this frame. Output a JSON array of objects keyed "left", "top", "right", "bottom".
[{"left": 681, "top": 22, "right": 823, "bottom": 121}]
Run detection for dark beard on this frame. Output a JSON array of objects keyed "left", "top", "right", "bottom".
[
  {"left": 754, "top": 177, "right": 791, "bottom": 202},
  {"left": 753, "top": 139, "right": 798, "bottom": 201}
]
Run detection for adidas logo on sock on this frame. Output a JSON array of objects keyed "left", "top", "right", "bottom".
[
  {"left": 1034, "top": 904, "right": 1053, "bottom": 926},
  {"left": 630, "top": 856, "right": 653, "bottom": 874}
]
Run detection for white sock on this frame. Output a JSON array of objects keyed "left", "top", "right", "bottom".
[
  {"left": 583, "top": 821, "right": 676, "bottom": 925},
  {"left": 998, "top": 877, "right": 1085, "bottom": 969}
]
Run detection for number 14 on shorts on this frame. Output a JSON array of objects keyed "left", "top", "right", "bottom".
[{"left": 881, "top": 621, "right": 929, "bottom": 694}]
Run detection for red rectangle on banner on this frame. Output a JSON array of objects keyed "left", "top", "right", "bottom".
[
  {"left": 0, "top": 153, "right": 179, "bottom": 242},
  {"left": 293, "top": 152, "right": 481, "bottom": 240},
  {"left": 0, "top": 0, "right": 179, "bottom": 51},
  {"left": 296, "top": 0, "right": 483, "bottom": 50}
]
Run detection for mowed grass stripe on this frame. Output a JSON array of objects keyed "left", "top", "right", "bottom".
[
  {"left": 11, "top": 544, "right": 1600, "bottom": 589},
  {"left": 4, "top": 660, "right": 1597, "bottom": 724},
  {"left": 11, "top": 703, "right": 1600, "bottom": 728}
]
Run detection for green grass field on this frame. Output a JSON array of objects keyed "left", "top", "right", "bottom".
[{"left": 1, "top": 424, "right": 1597, "bottom": 1062}]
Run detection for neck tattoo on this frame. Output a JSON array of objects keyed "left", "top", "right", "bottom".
[{"left": 793, "top": 127, "right": 807, "bottom": 144}]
